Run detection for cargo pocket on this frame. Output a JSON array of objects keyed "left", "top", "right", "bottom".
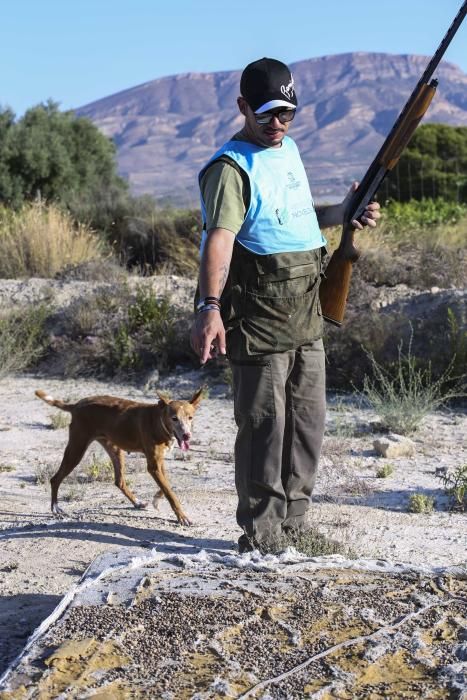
[{"left": 240, "top": 249, "right": 322, "bottom": 355}]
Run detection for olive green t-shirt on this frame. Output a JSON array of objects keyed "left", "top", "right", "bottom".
[{"left": 200, "top": 133, "right": 248, "bottom": 235}]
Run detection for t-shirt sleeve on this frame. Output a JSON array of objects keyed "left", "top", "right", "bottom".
[{"left": 200, "top": 161, "right": 246, "bottom": 235}]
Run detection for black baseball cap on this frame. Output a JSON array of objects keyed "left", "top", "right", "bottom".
[{"left": 240, "top": 57, "right": 297, "bottom": 114}]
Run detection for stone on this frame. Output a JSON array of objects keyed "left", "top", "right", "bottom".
[{"left": 373, "top": 434, "right": 416, "bottom": 458}]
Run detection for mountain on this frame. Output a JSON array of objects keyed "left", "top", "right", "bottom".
[{"left": 76, "top": 52, "right": 467, "bottom": 205}]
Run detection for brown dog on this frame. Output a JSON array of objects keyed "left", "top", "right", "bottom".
[{"left": 35, "top": 388, "right": 203, "bottom": 525}]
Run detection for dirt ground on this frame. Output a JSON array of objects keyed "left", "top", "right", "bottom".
[{"left": 0, "top": 371, "right": 466, "bottom": 694}]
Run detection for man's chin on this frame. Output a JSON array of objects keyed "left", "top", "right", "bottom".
[{"left": 262, "top": 132, "right": 284, "bottom": 147}]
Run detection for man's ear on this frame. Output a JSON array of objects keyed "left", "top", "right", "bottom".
[
  {"left": 237, "top": 96, "right": 247, "bottom": 116},
  {"left": 157, "top": 392, "right": 170, "bottom": 406},
  {"left": 190, "top": 387, "right": 204, "bottom": 407}
]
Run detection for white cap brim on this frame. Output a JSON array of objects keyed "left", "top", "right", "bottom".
[{"left": 255, "top": 99, "right": 297, "bottom": 114}]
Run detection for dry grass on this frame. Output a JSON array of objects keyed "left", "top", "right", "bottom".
[
  {"left": 0, "top": 202, "right": 105, "bottom": 278},
  {"left": 0, "top": 305, "right": 49, "bottom": 378}
]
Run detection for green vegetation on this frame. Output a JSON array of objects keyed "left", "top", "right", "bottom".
[
  {"left": 0, "top": 304, "right": 49, "bottom": 378},
  {"left": 437, "top": 465, "right": 467, "bottom": 512},
  {"left": 85, "top": 455, "right": 114, "bottom": 483},
  {"left": 105, "top": 202, "right": 202, "bottom": 275},
  {"left": 408, "top": 493, "right": 435, "bottom": 514},
  {"left": 243, "top": 526, "right": 355, "bottom": 557},
  {"left": 49, "top": 412, "right": 71, "bottom": 430},
  {"left": 0, "top": 202, "right": 105, "bottom": 277},
  {"left": 55, "top": 283, "right": 192, "bottom": 378},
  {"left": 0, "top": 102, "right": 127, "bottom": 210},
  {"left": 283, "top": 526, "right": 355, "bottom": 557},
  {"left": 376, "top": 464, "right": 394, "bottom": 479},
  {"left": 103, "top": 286, "right": 182, "bottom": 373},
  {"left": 0, "top": 465, "right": 15, "bottom": 473},
  {"left": 360, "top": 331, "right": 465, "bottom": 434},
  {"left": 384, "top": 124, "right": 467, "bottom": 202}
]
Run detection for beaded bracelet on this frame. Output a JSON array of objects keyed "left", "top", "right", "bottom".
[
  {"left": 196, "top": 296, "right": 221, "bottom": 311},
  {"left": 197, "top": 303, "right": 221, "bottom": 313}
]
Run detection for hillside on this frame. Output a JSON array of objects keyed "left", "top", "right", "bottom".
[{"left": 76, "top": 52, "right": 467, "bottom": 204}]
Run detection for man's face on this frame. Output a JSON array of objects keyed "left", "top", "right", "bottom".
[{"left": 237, "top": 97, "right": 294, "bottom": 148}]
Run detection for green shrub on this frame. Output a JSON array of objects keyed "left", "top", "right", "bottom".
[
  {"left": 376, "top": 464, "right": 394, "bottom": 479},
  {"left": 408, "top": 493, "right": 435, "bottom": 514},
  {"left": 283, "top": 526, "right": 356, "bottom": 558},
  {"left": 360, "top": 331, "right": 465, "bottom": 434},
  {"left": 100, "top": 199, "right": 201, "bottom": 276},
  {"left": 0, "top": 304, "right": 49, "bottom": 378},
  {"left": 49, "top": 412, "right": 71, "bottom": 430},
  {"left": 382, "top": 198, "right": 467, "bottom": 229},
  {"left": 437, "top": 465, "right": 467, "bottom": 512},
  {"left": 85, "top": 455, "right": 114, "bottom": 482}
]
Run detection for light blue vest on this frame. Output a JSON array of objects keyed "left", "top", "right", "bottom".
[{"left": 199, "top": 136, "right": 326, "bottom": 255}]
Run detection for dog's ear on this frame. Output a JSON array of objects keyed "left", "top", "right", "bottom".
[
  {"left": 157, "top": 392, "right": 170, "bottom": 405},
  {"left": 190, "top": 387, "right": 204, "bottom": 407}
]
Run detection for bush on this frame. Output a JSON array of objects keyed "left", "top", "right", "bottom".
[
  {"left": 0, "top": 102, "right": 127, "bottom": 210},
  {"left": 108, "top": 203, "right": 202, "bottom": 276},
  {"left": 360, "top": 331, "right": 466, "bottom": 434},
  {"left": 408, "top": 493, "right": 435, "bottom": 514},
  {"left": 376, "top": 464, "right": 394, "bottom": 479},
  {"left": 437, "top": 465, "right": 467, "bottom": 512},
  {"left": 382, "top": 198, "right": 467, "bottom": 229},
  {"left": 51, "top": 283, "right": 193, "bottom": 378},
  {"left": 0, "top": 304, "right": 49, "bottom": 377},
  {"left": 0, "top": 202, "right": 106, "bottom": 277}
]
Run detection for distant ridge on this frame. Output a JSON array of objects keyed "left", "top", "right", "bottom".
[{"left": 76, "top": 52, "right": 467, "bottom": 205}]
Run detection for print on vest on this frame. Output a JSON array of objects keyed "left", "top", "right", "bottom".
[{"left": 287, "top": 171, "right": 301, "bottom": 190}]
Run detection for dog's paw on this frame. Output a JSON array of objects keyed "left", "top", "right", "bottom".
[
  {"left": 177, "top": 514, "right": 192, "bottom": 527},
  {"left": 134, "top": 500, "right": 148, "bottom": 510},
  {"left": 51, "top": 505, "right": 68, "bottom": 519}
]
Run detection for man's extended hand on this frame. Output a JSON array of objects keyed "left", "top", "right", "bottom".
[
  {"left": 343, "top": 181, "right": 381, "bottom": 229},
  {"left": 190, "top": 310, "right": 226, "bottom": 365}
]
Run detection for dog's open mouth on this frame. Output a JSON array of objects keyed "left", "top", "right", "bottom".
[{"left": 176, "top": 436, "right": 190, "bottom": 451}]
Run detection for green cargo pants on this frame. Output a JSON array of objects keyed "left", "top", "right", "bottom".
[{"left": 231, "top": 338, "right": 326, "bottom": 546}]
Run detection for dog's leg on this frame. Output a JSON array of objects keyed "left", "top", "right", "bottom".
[
  {"left": 98, "top": 440, "right": 148, "bottom": 509},
  {"left": 145, "top": 445, "right": 192, "bottom": 526},
  {"left": 51, "top": 429, "right": 89, "bottom": 517}
]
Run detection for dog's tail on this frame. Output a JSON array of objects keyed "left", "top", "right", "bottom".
[{"left": 35, "top": 390, "right": 73, "bottom": 412}]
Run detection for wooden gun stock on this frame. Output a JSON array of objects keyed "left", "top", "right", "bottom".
[
  {"left": 319, "top": 0, "right": 467, "bottom": 327},
  {"left": 319, "top": 224, "right": 359, "bottom": 326}
]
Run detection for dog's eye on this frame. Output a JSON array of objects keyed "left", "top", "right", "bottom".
[
  {"left": 188, "top": 416, "right": 193, "bottom": 421},
  {"left": 172, "top": 416, "right": 179, "bottom": 422}
]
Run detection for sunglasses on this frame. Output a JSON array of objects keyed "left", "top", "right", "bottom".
[{"left": 254, "top": 109, "right": 296, "bottom": 125}]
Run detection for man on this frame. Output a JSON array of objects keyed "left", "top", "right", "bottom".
[{"left": 190, "top": 57, "right": 380, "bottom": 553}]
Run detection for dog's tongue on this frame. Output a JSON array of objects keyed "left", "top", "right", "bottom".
[{"left": 181, "top": 440, "right": 190, "bottom": 451}]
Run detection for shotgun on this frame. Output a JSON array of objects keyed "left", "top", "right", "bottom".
[{"left": 319, "top": 0, "right": 467, "bottom": 326}]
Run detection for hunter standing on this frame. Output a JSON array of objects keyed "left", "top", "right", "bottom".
[{"left": 190, "top": 57, "right": 380, "bottom": 553}]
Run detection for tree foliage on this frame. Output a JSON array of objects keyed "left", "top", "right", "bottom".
[
  {"left": 0, "top": 101, "right": 127, "bottom": 210},
  {"left": 384, "top": 124, "right": 467, "bottom": 202}
]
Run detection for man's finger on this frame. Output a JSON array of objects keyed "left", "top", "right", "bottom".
[{"left": 217, "top": 327, "right": 226, "bottom": 355}]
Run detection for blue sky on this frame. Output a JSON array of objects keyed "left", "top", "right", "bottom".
[{"left": 2, "top": 0, "right": 466, "bottom": 116}]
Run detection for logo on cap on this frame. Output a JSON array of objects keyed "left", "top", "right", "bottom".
[{"left": 281, "top": 76, "right": 295, "bottom": 101}]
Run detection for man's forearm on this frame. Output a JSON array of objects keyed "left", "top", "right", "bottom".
[
  {"left": 315, "top": 202, "right": 344, "bottom": 229},
  {"left": 199, "top": 228, "right": 235, "bottom": 299}
]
